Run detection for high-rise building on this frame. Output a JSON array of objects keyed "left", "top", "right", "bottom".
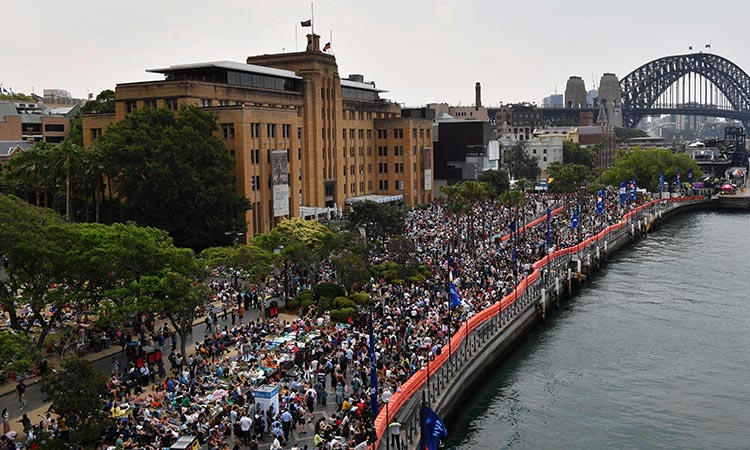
[{"left": 82, "top": 34, "right": 434, "bottom": 238}]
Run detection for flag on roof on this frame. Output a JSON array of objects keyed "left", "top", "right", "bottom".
[
  {"left": 323, "top": 42, "right": 331, "bottom": 52},
  {"left": 300, "top": 19, "right": 312, "bottom": 27}
]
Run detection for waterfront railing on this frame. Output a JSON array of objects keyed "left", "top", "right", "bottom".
[{"left": 373, "top": 196, "right": 705, "bottom": 449}]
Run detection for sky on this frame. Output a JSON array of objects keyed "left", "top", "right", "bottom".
[{"left": 3, "top": 0, "right": 749, "bottom": 107}]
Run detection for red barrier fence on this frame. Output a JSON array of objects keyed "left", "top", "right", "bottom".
[{"left": 372, "top": 196, "right": 704, "bottom": 447}]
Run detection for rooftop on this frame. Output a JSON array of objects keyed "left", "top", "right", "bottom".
[{"left": 147, "top": 60, "right": 302, "bottom": 80}]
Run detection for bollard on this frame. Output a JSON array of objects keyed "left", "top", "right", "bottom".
[
  {"left": 555, "top": 276, "right": 560, "bottom": 305},
  {"left": 567, "top": 268, "right": 572, "bottom": 295},
  {"left": 576, "top": 260, "right": 582, "bottom": 285},
  {"left": 596, "top": 246, "right": 601, "bottom": 269}
]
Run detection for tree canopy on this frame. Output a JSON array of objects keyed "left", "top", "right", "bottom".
[
  {"left": 347, "top": 200, "right": 405, "bottom": 242},
  {"left": 95, "top": 106, "right": 249, "bottom": 250},
  {"left": 503, "top": 141, "right": 541, "bottom": 180},
  {"left": 81, "top": 89, "right": 115, "bottom": 114},
  {"left": 563, "top": 141, "right": 596, "bottom": 168},
  {"left": 0, "top": 194, "right": 208, "bottom": 351},
  {"left": 477, "top": 169, "right": 510, "bottom": 196},
  {"left": 42, "top": 358, "right": 109, "bottom": 443},
  {"left": 600, "top": 147, "right": 703, "bottom": 192},
  {"left": 547, "top": 162, "right": 592, "bottom": 193}
]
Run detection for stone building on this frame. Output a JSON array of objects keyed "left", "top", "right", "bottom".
[{"left": 83, "top": 35, "right": 433, "bottom": 238}]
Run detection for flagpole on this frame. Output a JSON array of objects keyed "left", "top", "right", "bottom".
[
  {"left": 330, "top": 29, "right": 333, "bottom": 55},
  {"left": 311, "top": 2, "right": 315, "bottom": 37},
  {"left": 295, "top": 25, "right": 298, "bottom": 52}
]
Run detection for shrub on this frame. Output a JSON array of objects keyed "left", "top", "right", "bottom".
[
  {"left": 333, "top": 296, "right": 357, "bottom": 309},
  {"left": 313, "top": 282, "right": 345, "bottom": 301},
  {"left": 300, "top": 298, "right": 315, "bottom": 310},
  {"left": 316, "top": 297, "right": 332, "bottom": 314},
  {"left": 330, "top": 307, "right": 358, "bottom": 323},
  {"left": 349, "top": 292, "right": 370, "bottom": 306}
]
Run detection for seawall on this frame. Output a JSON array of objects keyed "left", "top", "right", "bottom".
[{"left": 373, "top": 197, "right": 713, "bottom": 450}]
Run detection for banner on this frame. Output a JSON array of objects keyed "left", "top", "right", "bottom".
[
  {"left": 676, "top": 169, "right": 681, "bottom": 189},
  {"left": 570, "top": 205, "right": 579, "bottom": 229},
  {"left": 619, "top": 181, "right": 627, "bottom": 205},
  {"left": 423, "top": 148, "right": 432, "bottom": 191},
  {"left": 659, "top": 171, "right": 665, "bottom": 192},
  {"left": 272, "top": 150, "right": 290, "bottom": 217},
  {"left": 688, "top": 168, "right": 693, "bottom": 184},
  {"left": 596, "top": 188, "right": 605, "bottom": 214},
  {"left": 629, "top": 180, "right": 637, "bottom": 201},
  {"left": 546, "top": 208, "right": 552, "bottom": 248}
]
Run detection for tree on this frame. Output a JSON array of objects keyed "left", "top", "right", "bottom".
[
  {"left": 132, "top": 270, "right": 210, "bottom": 357},
  {"left": 0, "top": 332, "right": 38, "bottom": 374},
  {"left": 0, "top": 194, "right": 70, "bottom": 348},
  {"left": 477, "top": 169, "right": 510, "bottom": 196},
  {"left": 547, "top": 162, "right": 591, "bottom": 193},
  {"left": 199, "top": 244, "right": 275, "bottom": 283},
  {"left": 96, "top": 106, "right": 249, "bottom": 250},
  {"left": 562, "top": 141, "right": 596, "bottom": 168},
  {"left": 600, "top": 147, "right": 703, "bottom": 192},
  {"left": 441, "top": 180, "right": 494, "bottom": 251},
  {"left": 503, "top": 141, "right": 541, "bottom": 180},
  {"left": 347, "top": 200, "right": 405, "bottom": 242},
  {"left": 331, "top": 250, "right": 370, "bottom": 294},
  {"left": 81, "top": 89, "right": 115, "bottom": 114},
  {"left": 387, "top": 235, "right": 418, "bottom": 267},
  {"left": 42, "top": 358, "right": 108, "bottom": 443}
]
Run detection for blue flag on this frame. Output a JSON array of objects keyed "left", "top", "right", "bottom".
[
  {"left": 688, "top": 168, "right": 693, "bottom": 184},
  {"left": 546, "top": 208, "right": 552, "bottom": 248},
  {"left": 596, "top": 188, "right": 605, "bottom": 214},
  {"left": 424, "top": 407, "right": 448, "bottom": 450},
  {"left": 570, "top": 206, "right": 579, "bottom": 229},
  {"left": 619, "top": 181, "right": 627, "bottom": 204},
  {"left": 509, "top": 220, "right": 516, "bottom": 237},
  {"left": 368, "top": 311, "right": 379, "bottom": 416},
  {"left": 659, "top": 171, "right": 665, "bottom": 192},
  {"left": 449, "top": 282, "right": 462, "bottom": 308},
  {"left": 629, "top": 180, "right": 637, "bottom": 201},
  {"left": 676, "top": 169, "right": 681, "bottom": 189}
]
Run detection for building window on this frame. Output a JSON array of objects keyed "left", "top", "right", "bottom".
[
  {"left": 250, "top": 123, "right": 260, "bottom": 138},
  {"left": 221, "top": 124, "right": 235, "bottom": 139},
  {"left": 200, "top": 99, "right": 212, "bottom": 107},
  {"left": 44, "top": 124, "right": 65, "bottom": 132},
  {"left": 297, "top": 127, "right": 302, "bottom": 139},
  {"left": 164, "top": 98, "right": 178, "bottom": 111},
  {"left": 282, "top": 124, "right": 291, "bottom": 138},
  {"left": 367, "top": 130, "right": 372, "bottom": 139},
  {"left": 144, "top": 99, "right": 157, "bottom": 109},
  {"left": 126, "top": 101, "right": 137, "bottom": 113},
  {"left": 343, "top": 129, "right": 347, "bottom": 139},
  {"left": 298, "top": 148, "right": 302, "bottom": 160},
  {"left": 267, "top": 124, "right": 276, "bottom": 138}
]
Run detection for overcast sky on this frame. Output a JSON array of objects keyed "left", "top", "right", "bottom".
[{"left": 4, "top": 0, "right": 748, "bottom": 107}]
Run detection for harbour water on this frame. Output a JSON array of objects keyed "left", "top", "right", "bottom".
[{"left": 444, "top": 211, "right": 750, "bottom": 449}]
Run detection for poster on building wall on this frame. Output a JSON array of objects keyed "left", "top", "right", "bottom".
[
  {"left": 422, "top": 147, "right": 432, "bottom": 191},
  {"left": 271, "top": 150, "right": 290, "bottom": 217}
]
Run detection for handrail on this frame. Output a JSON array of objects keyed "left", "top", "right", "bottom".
[{"left": 373, "top": 196, "right": 705, "bottom": 447}]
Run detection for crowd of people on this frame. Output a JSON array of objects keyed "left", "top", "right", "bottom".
[{"left": 2, "top": 190, "right": 647, "bottom": 450}]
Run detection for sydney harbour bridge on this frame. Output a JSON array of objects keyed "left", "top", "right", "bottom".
[{"left": 542, "top": 52, "right": 750, "bottom": 133}]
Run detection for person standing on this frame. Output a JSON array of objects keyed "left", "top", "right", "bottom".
[
  {"left": 2, "top": 408, "right": 10, "bottom": 434},
  {"left": 16, "top": 380, "right": 26, "bottom": 410},
  {"left": 389, "top": 418, "right": 402, "bottom": 450},
  {"left": 239, "top": 411, "right": 252, "bottom": 446}
]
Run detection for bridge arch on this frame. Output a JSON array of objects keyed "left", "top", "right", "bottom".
[{"left": 619, "top": 53, "right": 750, "bottom": 129}]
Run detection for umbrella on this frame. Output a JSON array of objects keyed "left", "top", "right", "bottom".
[{"left": 721, "top": 184, "right": 734, "bottom": 191}]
